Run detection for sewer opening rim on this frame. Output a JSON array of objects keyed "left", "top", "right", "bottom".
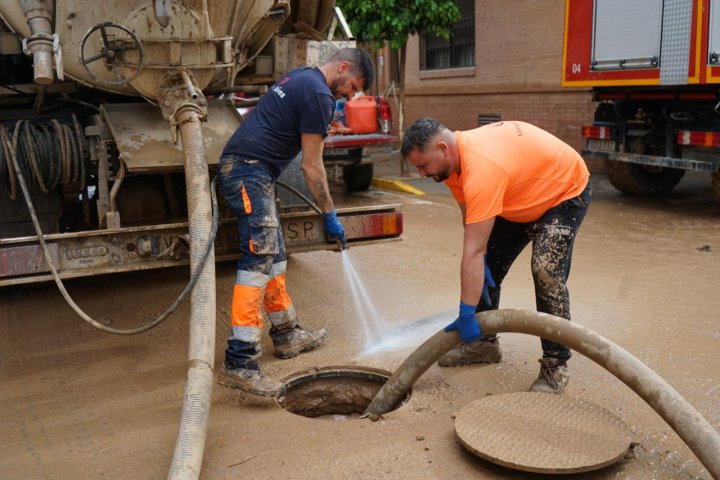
[{"left": 276, "top": 365, "right": 411, "bottom": 419}]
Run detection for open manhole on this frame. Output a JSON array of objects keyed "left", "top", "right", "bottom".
[{"left": 277, "top": 366, "right": 410, "bottom": 419}]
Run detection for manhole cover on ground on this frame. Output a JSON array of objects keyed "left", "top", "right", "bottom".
[
  {"left": 277, "top": 366, "right": 410, "bottom": 419},
  {"left": 454, "top": 392, "right": 637, "bottom": 474}
]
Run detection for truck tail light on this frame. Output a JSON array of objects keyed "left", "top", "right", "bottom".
[
  {"left": 343, "top": 211, "right": 403, "bottom": 239},
  {"left": 677, "top": 130, "right": 720, "bottom": 147},
  {"left": 581, "top": 125, "right": 614, "bottom": 140},
  {"left": 378, "top": 96, "right": 392, "bottom": 134}
]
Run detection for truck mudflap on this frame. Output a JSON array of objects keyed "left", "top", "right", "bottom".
[
  {"left": 582, "top": 149, "right": 720, "bottom": 173},
  {"left": 0, "top": 204, "right": 402, "bottom": 287}
]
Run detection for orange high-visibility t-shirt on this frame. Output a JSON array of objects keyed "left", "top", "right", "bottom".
[{"left": 445, "top": 121, "right": 590, "bottom": 224}]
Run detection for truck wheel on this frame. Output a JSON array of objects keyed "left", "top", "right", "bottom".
[
  {"left": 712, "top": 172, "right": 720, "bottom": 199},
  {"left": 343, "top": 164, "right": 374, "bottom": 192},
  {"left": 604, "top": 160, "right": 685, "bottom": 196}
]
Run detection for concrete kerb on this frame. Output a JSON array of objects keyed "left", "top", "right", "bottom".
[{"left": 371, "top": 176, "right": 426, "bottom": 196}]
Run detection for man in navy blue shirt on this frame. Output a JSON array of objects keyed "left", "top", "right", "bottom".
[{"left": 217, "top": 48, "right": 374, "bottom": 396}]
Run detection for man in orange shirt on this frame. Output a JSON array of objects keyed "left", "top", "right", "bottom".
[{"left": 401, "top": 117, "right": 591, "bottom": 394}]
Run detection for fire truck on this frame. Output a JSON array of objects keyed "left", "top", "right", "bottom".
[
  {"left": 563, "top": 0, "right": 720, "bottom": 197},
  {"left": 0, "top": 1, "right": 402, "bottom": 287}
]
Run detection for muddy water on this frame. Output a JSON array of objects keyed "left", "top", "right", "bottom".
[
  {"left": 1, "top": 173, "right": 719, "bottom": 479},
  {"left": 281, "top": 376, "right": 384, "bottom": 418}
]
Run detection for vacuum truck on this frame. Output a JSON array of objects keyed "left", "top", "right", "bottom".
[{"left": 0, "top": 0, "right": 403, "bottom": 288}]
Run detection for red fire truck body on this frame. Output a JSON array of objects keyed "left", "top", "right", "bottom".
[{"left": 563, "top": 0, "right": 720, "bottom": 196}]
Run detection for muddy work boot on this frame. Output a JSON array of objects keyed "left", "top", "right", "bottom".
[
  {"left": 437, "top": 337, "right": 502, "bottom": 367},
  {"left": 529, "top": 358, "right": 570, "bottom": 394},
  {"left": 270, "top": 325, "right": 328, "bottom": 359},
  {"left": 217, "top": 362, "right": 285, "bottom": 397}
]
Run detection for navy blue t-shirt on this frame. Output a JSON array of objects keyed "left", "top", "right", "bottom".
[{"left": 222, "top": 67, "right": 335, "bottom": 178}]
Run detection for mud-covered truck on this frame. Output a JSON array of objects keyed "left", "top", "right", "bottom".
[
  {"left": 562, "top": 0, "right": 720, "bottom": 196},
  {"left": 0, "top": 1, "right": 403, "bottom": 288}
]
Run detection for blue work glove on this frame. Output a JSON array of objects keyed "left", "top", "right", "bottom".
[
  {"left": 482, "top": 261, "right": 496, "bottom": 306},
  {"left": 445, "top": 301, "right": 483, "bottom": 343},
  {"left": 323, "top": 209, "right": 347, "bottom": 249}
]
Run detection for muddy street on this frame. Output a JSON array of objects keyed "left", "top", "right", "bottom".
[{"left": 1, "top": 172, "right": 719, "bottom": 479}]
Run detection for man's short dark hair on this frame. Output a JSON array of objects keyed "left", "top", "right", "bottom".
[
  {"left": 401, "top": 117, "right": 447, "bottom": 158},
  {"left": 328, "top": 48, "right": 374, "bottom": 92}
]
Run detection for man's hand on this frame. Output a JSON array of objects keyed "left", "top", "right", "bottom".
[
  {"left": 445, "top": 301, "right": 483, "bottom": 343},
  {"left": 323, "top": 209, "right": 347, "bottom": 249},
  {"left": 328, "top": 124, "right": 353, "bottom": 135}
]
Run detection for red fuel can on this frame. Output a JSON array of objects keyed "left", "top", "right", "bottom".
[{"left": 345, "top": 96, "right": 378, "bottom": 134}]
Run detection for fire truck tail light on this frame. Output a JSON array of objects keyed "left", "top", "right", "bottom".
[
  {"left": 581, "top": 125, "right": 614, "bottom": 139},
  {"left": 677, "top": 130, "right": 720, "bottom": 148},
  {"left": 378, "top": 97, "right": 392, "bottom": 134}
]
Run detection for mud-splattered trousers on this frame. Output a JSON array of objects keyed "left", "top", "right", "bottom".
[
  {"left": 479, "top": 182, "right": 592, "bottom": 363},
  {"left": 218, "top": 156, "right": 300, "bottom": 368}
]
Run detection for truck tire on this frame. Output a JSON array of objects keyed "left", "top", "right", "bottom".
[
  {"left": 604, "top": 160, "right": 685, "bottom": 196},
  {"left": 712, "top": 172, "right": 720, "bottom": 200},
  {"left": 343, "top": 164, "right": 374, "bottom": 192}
]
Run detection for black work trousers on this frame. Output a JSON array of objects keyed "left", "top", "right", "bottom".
[{"left": 479, "top": 182, "right": 592, "bottom": 363}]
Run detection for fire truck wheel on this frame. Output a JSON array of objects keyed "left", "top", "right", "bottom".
[
  {"left": 343, "top": 164, "right": 373, "bottom": 192},
  {"left": 604, "top": 160, "right": 685, "bottom": 196}
]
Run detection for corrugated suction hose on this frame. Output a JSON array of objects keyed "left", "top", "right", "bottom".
[
  {"left": 167, "top": 108, "right": 216, "bottom": 480},
  {"left": 364, "top": 309, "right": 720, "bottom": 479}
]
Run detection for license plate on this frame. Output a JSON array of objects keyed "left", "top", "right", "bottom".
[
  {"left": 283, "top": 218, "right": 320, "bottom": 244},
  {"left": 324, "top": 148, "right": 349, "bottom": 156},
  {"left": 586, "top": 139, "right": 615, "bottom": 152}
]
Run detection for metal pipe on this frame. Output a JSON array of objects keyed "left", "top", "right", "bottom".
[
  {"left": 167, "top": 105, "right": 216, "bottom": 480},
  {"left": 364, "top": 309, "right": 720, "bottom": 478},
  {"left": 19, "top": 0, "right": 54, "bottom": 85},
  {"left": 108, "top": 158, "right": 125, "bottom": 213},
  {"left": 0, "top": 2, "right": 31, "bottom": 37},
  {"left": 180, "top": 70, "right": 198, "bottom": 99}
]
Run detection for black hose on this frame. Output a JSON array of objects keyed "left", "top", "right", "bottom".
[
  {"left": 0, "top": 124, "right": 17, "bottom": 199},
  {"left": 0, "top": 119, "right": 85, "bottom": 198},
  {"left": 6, "top": 119, "right": 220, "bottom": 335},
  {"left": 276, "top": 179, "right": 323, "bottom": 215}
]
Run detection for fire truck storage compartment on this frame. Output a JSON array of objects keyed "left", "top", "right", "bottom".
[
  {"left": 591, "top": 0, "right": 662, "bottom": 70},
  {"left": 710, "top": 1, "right": 720, "bottom": 64}
]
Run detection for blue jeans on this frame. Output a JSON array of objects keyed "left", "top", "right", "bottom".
[
  {"left": 218, "top": 156, "right": 287, "bottom": 273},
  {"left": 479, "top": 182, "right": 592, "bottom": 363}
]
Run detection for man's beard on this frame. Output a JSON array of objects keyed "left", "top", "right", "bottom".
[
  {"left": 432, "top": 170, "right": 449, "bottom": 182},
  {"left": 330, "top": 77, "right": 341, "bottom": 98}
]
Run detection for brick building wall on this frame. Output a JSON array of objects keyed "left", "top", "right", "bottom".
[
  {"left": 398, "top": 0, "right": 601, "bottom": 171},
  {"left": 403, "top": 90, "right": 593, "bottom": 152}
]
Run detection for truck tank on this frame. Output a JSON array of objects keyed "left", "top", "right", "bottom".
[{"left": 0, "top": 0, "right": 334, "bottom": 98}]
